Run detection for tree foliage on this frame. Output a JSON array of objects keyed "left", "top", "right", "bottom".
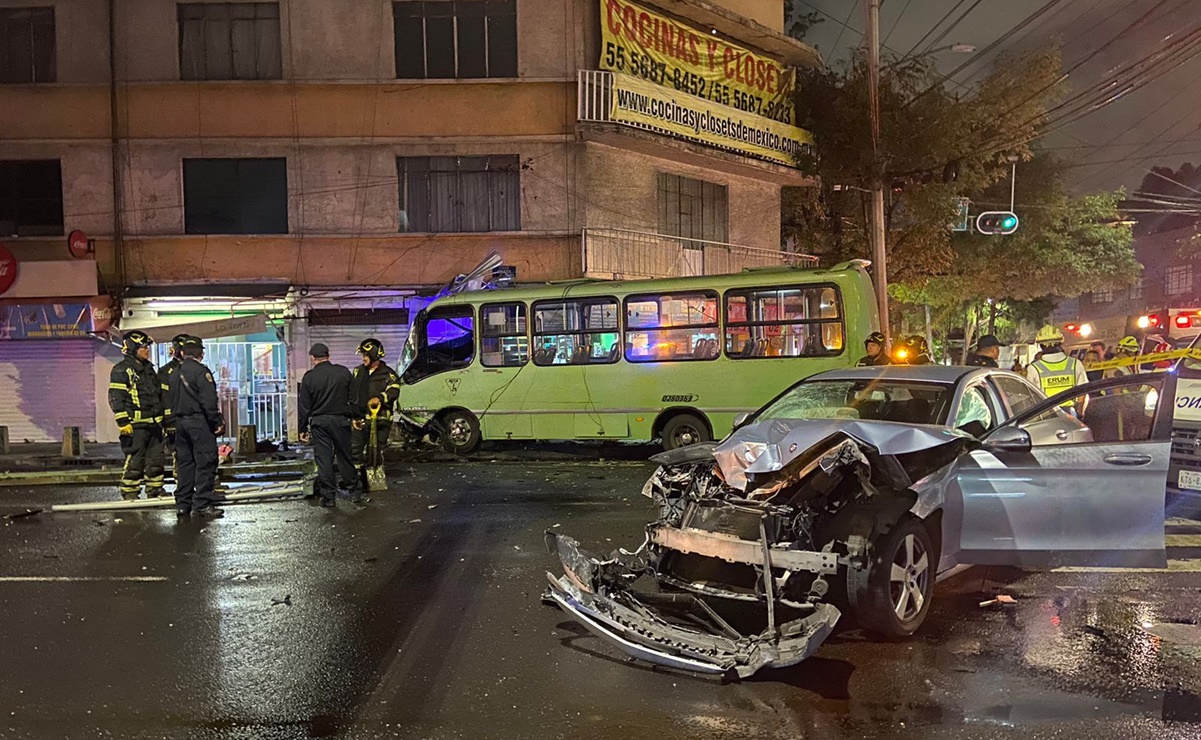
[
  {"left": 786, "top": 47, "right": 1139, "bottom": 311},
  {"left": 783, "top": 0, "right": 823, "bottom": 41}
]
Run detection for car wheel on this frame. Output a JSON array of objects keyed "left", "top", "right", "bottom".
[
  {"left": 439, "top": 409, "right": 481, "bottom": 455},
  {"left": 661, "top": 413, "right": 710, "bottom": 451},
  {"left": 848, "top": 516, "right": 935, "bottom": 638}
]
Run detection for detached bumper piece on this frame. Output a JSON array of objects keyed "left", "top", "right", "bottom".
[{"left": 543, "top": 533, "right": 840, "bottom": 678}]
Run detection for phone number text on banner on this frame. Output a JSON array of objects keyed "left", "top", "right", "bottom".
[
  {"left": 600, "top": 0, "right": 796, "bottom": 124},
  {"left": 609, "top": 73, "right": 814, "bottom": 166}
]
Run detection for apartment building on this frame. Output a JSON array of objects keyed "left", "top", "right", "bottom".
[{"left": 0, "top": 0, "right": 819, "bottom": 442}]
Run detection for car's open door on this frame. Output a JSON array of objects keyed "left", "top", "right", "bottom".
[{"left": 954, "top": 372, "right": 1176, "bottom": 568}]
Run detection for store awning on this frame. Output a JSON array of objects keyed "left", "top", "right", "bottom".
[{"left": 120, "top": 313, "right": 272, "bottom": 342}]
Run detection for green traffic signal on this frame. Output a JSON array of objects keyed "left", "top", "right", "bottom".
[{"left": 975, "top": 211, "right": 1020, "bottom": 235}]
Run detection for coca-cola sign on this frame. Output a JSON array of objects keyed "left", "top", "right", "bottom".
[{"left": 0, "top": 241, "right": 16, "bottom": 296}]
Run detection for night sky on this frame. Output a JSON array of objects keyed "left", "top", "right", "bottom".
[{"left": 795, "top": 0, "right": 1201, "bottom": 195}]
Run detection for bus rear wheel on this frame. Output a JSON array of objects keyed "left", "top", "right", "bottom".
[
  {"left": 661, "top": 413, "right": 710, "bottom": 451},
  {"left": 439, "top": 410, "right": 481, "bottom": 455}
]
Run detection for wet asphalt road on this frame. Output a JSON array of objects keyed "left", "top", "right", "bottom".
[{"left": 2, "top": 459, "right": 1201, "bottom": 740}]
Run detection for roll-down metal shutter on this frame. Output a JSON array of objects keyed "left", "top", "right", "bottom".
[
  {"left": 0, "top": 340, "right": 97, "bottom": 443},
  {"left": 307, "top": 325, "right": 411, "bottom": 370}
]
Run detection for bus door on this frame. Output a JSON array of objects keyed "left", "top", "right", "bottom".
[{"left": 477, "top": 302, "right": 536, "bottom": 440}]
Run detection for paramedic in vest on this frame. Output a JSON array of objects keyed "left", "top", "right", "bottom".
[
  {"left": 1027, "top": 325, "right": 1089, "bottom": 414},
  {"left": 169, "top": 336, "right": 226, "bottom": 518},
  {"left": 158, "top": 333, "right": 192, "bottom": 481},
  {"left": 350, "top": 338, "right": 401, "bottom": 486},
  {"left": 108, "top": 330, "right": 167, "bottom": 500}
]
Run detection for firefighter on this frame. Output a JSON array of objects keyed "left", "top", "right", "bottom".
[
  {"left": 168, "top": 336, "right": 225, "bottom": 518},
  {"left": 895, "top": 335, "right": 933, "bottom": 365},
  {"left": 108, "top": 330, "right": 167, "bottom": 500},
  {"left": 855, "top": 331, "right": 890, "bottom": 366},
  {"left": 1027, "top": 325, "right": 1089, "bottom": 413},
  {"left": 158, "top": 334, "right": 192, "bottom": 481},
  {"left": 350, "top": 338, "right": 401, "bottom": 489},
  {"left": 1105, "top": 335, "right": 1141, "bottom": 379}
]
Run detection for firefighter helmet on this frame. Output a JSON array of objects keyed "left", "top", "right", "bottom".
[
  {"left": 1117, "top": 335, "right": 1140, "bottom": 354},
  {"left": 865, "top": 331, "right": 886, "bottom": 347},
  {"left": 170, "top": 334, "right": 191, "bottom": 354},
  {"left": 357, "top": 338, "right": 385, "bottom": 361},
  {"left": 121, "top": 330, "right": 154, "bottom": 356},
  {"left": 897, "top": 335, "right": 931, "bottom": 364},
  {"left": 1035, "top": 324, "right": 1064, "bottom": 346}
]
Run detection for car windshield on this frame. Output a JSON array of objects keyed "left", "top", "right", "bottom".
[{"left": 756, "top": 379, "right": 953, "bottom": 425}]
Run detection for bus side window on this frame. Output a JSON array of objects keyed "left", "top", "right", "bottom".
[
  {"left": 481, "top": 303, "right": 529, "bottom": 367},
  {"left": 532, "top": 297, "right": 620, "bottom": 366},
  {"left": 725, "top": 285, "right": 844, "bottom": 359},
  {"left": 624, "top": 291, "right": 719, "bottom": 363}
]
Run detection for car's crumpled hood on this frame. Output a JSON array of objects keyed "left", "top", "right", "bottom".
[{"left": 714, "top": 419, "right": 971, "bottom": 491}]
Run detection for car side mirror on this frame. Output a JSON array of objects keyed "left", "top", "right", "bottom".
[
  {"left": 984, "top": 425, "right": 1032, "bottom": 454},
  {"left": 732, "top": 412, "right": 751, "bottom": 430}
]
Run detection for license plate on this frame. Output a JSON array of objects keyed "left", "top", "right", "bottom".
[{"left": 1181, "top": 470, "right": 1201, "bottom": 491}]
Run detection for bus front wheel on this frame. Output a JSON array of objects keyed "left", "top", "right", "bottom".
[
  {"left": 439, "top": 410, "right": 481, "bottom": 455},
  {"left": 661, "top": 413, "right": 710, "bottom": 451}
]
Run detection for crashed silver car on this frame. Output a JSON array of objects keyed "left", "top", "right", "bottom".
[{"left": 545, "top": 367, "right": 1178, "bottom": 677}]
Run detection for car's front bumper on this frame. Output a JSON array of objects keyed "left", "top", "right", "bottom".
[{"left": 543, "top": 533, "right": 840, "bottom": 678}]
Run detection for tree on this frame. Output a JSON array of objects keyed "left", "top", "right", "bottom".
[
  {"left": 783, "top": 0, "right": 823, "bottom": 42},
  {"left": 785, "top": 47, "right": 1138, "bottom": 324},
  {"left": 1129, "top": 162, "right": 1201, "bottom": 236}
]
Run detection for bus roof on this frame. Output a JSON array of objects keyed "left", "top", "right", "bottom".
[{"left": 425, "top": 261, "right": 871, "bottom": 308}]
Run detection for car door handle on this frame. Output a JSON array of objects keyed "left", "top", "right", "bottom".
[
  {"left": 1103, "top": 453, "right": 1153, "bottom": 466},
  {"left": 1056, "top": 430, "right": 1069, "bottom": 441}
]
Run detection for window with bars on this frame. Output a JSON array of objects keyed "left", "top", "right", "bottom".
[
  {"left": 398, "top": 155, "right": 520, "bottom": 233},
  {"left": 183, "top": 158, "right": 288, "bottom": 234},
  {"left": 178, "top": 3, "right": 282, "bottom": 80},
  {"left": 1165, "top": 264, "right": 1194, "bottom": 296},
  {"left": 1128, "top": 281, "right": 1143, "bottom": 302},
  {"left": 657, "top": 173, "right": 728, "bottom": 243},
  {"left": 0, "top": 7, "right": 55, "bottom": 83},
  {"left": 0, "top": 160, "right": 63, "bottom": 236},
  {"left": 1089, "top": 287, "right": 1114, "bottom": 304},
  {"left": 393, "top": 1, "right": 517, "bottom": 79}
]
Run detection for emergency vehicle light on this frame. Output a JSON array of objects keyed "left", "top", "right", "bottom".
[{"left": 1177, "top": 314, "right": 1193, "bottom": 328}]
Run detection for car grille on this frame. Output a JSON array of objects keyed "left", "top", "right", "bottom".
[{"left": 1173, "top": 427, "right": 1201, "bottom": 471}]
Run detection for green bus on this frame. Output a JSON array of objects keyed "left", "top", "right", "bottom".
[{"left": 396, "top": 261, "right": 879, "bottom": 452}]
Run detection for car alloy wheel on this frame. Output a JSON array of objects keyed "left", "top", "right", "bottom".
[{"left": 890, "top": 532, "right": 929, "bottom": 622}]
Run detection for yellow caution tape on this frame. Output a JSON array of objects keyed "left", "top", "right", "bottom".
[{"left": 1085, "top": 348, "right": 1201, "bottom": 371}]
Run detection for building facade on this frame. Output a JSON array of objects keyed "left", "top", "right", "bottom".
[{"left": 0, "top": 0, "right": 818, "bottom": 442}]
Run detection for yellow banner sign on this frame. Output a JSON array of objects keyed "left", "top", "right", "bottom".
[
  {"left": 609, "top": 72, "right": 813, "bottom": 166},
  {"left": 599, "top": 0, "right": 797, "bottom": 124}
]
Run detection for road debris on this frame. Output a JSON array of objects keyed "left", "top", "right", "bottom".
[
  {"left": 979, "top": 595, "right": 1018, "bottom": 607},
  {"left": 3, "top": 509, "right": 42, "bottom": 520},
  {"left": 271, "top": 594, "right": 292, "bottom": 607}
]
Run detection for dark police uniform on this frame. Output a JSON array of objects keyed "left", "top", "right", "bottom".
[
  {"left": 349, "top": 362, "right": 401, "bottom": 476},
  {"left": 169, "top": 354, "right": 224, "bottom": 514},
  {"left": 109, "top": 354, "right": 166, "bottom": 499},
  {"left": 855, "top": 352, "right": 891, "bottom": 367},
  {"left": 300, "top": 360, "right": 363, "bottom": 505},
  {"left": 964, "top": 352, "right": 999, "bottom": 368}
]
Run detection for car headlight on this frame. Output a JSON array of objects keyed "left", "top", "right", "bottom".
[{"left": 741, "top": 442, "right": 768, "bottom": 465}]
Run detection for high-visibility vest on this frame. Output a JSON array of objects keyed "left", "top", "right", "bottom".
[{"left": 1033, "top": 357, "right": 1080, "bottom": 406}]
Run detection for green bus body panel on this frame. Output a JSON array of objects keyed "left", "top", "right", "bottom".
[{"left": 400, "top": 263, "right": 879, "bottom": 443}]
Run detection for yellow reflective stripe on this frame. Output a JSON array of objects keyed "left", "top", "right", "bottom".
[{"left": 109, "top": 383, "right": 129, "bottom": 391}]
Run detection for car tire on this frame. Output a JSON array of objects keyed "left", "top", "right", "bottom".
[
  {"left": 439, "top": 409, "right": 481, "bottom": 455},
  {"left": 847, "top": 516, "right": 935, "bottom": 638},
  {"left": 661, "top": 413, "right": 710, "bottom": 451}
]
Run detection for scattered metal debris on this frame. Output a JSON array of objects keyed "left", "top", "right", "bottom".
[
  {"left": 271, "top": 594, "right": 292, "bottom": 606},
  {"left": 979, "top": 595, "right": 1018, "bottom": 607}
]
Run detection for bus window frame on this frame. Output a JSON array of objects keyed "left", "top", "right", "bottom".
[
  {"left": 623, "top": 289, "right": 721, "bottom": 364},
  {"left": 723, "top": 283, "right": 846, "bottom": 360},
  {"left": 479, "top": 301, "right": 530, "bottom": 368},
  {"left": 421, "top": 304, "right": 477, "bottom": 372},
  {"left": 531, "top": 295, "right": 621, "bottom": 367}
]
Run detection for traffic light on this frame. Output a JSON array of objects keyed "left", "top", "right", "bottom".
[{"left": 975, "top": 211, "right": 1019, "bottom": 235}]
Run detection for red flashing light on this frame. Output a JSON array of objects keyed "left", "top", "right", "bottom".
[
  {"left": 1177, "top": 315, "right": 1192, "bottom": 328},
  {"left": 1149, "top": 314, "right": 1161, "bottom": 327},
  {"left": 1065, "top": 323, "right": 1078, "bottom": 332}
]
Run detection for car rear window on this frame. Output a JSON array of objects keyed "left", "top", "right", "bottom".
[{"left": 756, "top": 379, "right": 952, "bottom": 425}]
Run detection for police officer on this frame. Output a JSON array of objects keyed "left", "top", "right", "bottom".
[
  {"left": 109, "top": 330, "right": 167, "bottom": 500},
  {"left": 168, "top": 336, "right": 225, "bottom": 518},
  {"left": 350, "top": 338, "right": 401, "bottom": 488},
  {"left": 856, "top": 331, "right": 890, "bottom": 366},
  {"left": 299, "top": 343, "right": 363, "bottom": 507},
  {"left": 1027, "top": 325, "right": 1089, "bottom": 413},
  {"left": 965, "top": 334, "right": 1005, "bottom": 368},
  {"left": 158, "top": 334, "right": 192, "bottom": 481}
]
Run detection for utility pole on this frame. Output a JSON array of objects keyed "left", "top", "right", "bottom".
[{"left": 866, "top": 0, "right": 888, "bottom": 343}]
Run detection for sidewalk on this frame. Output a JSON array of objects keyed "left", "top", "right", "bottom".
[{"left": 0, "top": 442, "right": 124, "bottom": 473}]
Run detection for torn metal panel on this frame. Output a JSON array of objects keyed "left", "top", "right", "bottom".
[{"left": 649, "top": 526, "right": 838, "bottom": 574}]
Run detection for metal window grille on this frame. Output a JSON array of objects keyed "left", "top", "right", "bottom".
[
  {"left": 657, "top": 173, "right": 729, "bottom": 244},
  {"left": 178, "top": 3, "right": 282, "bottom": 81},
  {"left": 581, "top": 227, "right": 818, "bottom": 280},
  {"left": 1165, "top": 264, "right": 1194, "bottom": 296},
  {"left": 0, "top": 7, "right": 55, "bottom": 83},
  {"left": 398, "top": 155, "right": 520, "bottom": 233},
  {"left": 1090, "top": 288, "right": 1114, "bottom": 304},
  {"left": 393, "top": 0, "right": 517, "bottom": 79}
]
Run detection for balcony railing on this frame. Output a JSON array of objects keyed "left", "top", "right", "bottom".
[
  {"left": 582, "top": 227, "right": 818, "bottom": 280},
  {"left": 578, "top": 70, "right": 615, "bottom": 125}
]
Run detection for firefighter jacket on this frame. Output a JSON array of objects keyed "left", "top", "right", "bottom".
[
  {"left": 157, "top": 357, "right": 182, "bottom": 427},
  {"left": 109, "top": 356, "right": 166, "bottom": 429},
  {"left": 350, "top": 362, "right": 401, "bottom": 419}
]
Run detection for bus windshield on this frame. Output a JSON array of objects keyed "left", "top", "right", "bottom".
[
  {"left": 756, "top": 379, "right": 952, "bottom": 425},
  {"left": 401, "top": 306, "right": 476, "bottom": 383}
]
